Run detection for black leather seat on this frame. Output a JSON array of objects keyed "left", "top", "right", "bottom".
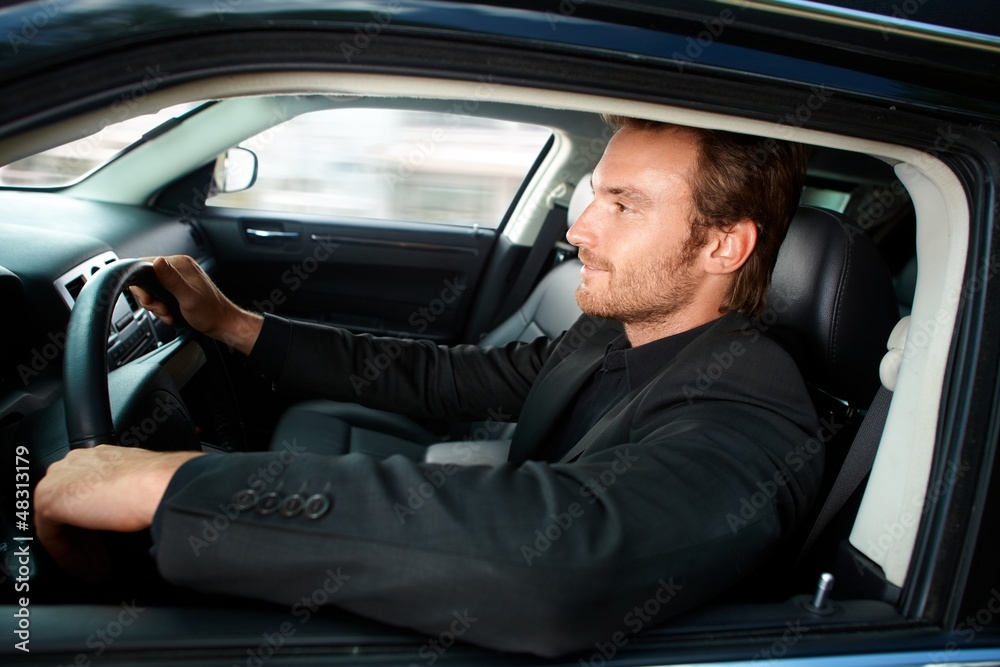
[
  {"left": 770, "top": 206, "right": 898, "bottom": 412},
  {"left": 738, "top": 205, "right": 899, "bottom": 598}
]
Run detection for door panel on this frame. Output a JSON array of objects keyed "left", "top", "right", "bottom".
[{"left": 200, "top": 211, "right": 495, "bottom": 342}]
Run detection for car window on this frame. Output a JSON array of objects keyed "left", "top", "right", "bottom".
[
  {"left": 0, "top": 102, "right": 201, "bottom": 187},
  {"left": 205, "top": 108, "right": 552, "bottom": 229}
]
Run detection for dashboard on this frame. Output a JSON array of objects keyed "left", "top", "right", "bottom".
[
  {"left": 0, "top": 190, "right": 208, "bottom": 389},
  {"left": 0, "top": 189, "right": 226, "bottom": 590},
  {"left": 0, "top": 190, "right": 224, "bottom": 469}
]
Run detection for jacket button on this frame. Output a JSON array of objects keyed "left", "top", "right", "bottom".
[
  {"left": 281, "top": 494, "right": 305, "bottom": 517},
  {"left": 303, "top": 493, "right": 331, "bottom": 519},
  {"left": 232, "top": 489, "right": 257, "bottom": 511},
  {"left": 257, "top": 492, "right": 282, "bottom": 515}
]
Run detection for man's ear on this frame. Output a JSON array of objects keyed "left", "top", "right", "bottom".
[{"left": 704, "top": 218, "right": 757, "bottom": 275}]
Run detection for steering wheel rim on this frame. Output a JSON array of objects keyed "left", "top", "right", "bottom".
[{"left": 63, "top": 258, "right": 185, "bottom": 449}]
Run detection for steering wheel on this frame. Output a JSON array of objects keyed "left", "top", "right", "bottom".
[{"left": 63, "top": 259, "right": 192, "bottom": 449}]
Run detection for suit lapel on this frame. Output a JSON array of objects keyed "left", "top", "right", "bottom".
[
  {"left": 555, "top": 312, "right": 748, "bottom": 463},
  {"left": 508, "top": 317, "right": 620, "bottom": 463}
]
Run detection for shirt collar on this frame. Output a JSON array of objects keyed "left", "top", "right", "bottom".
[{"left": 603, "top": 319, "right": 718, "bottom": 391}]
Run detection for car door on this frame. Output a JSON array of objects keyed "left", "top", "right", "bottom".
[{"left": 181, "top": 104, "right": 553, "bottom": 344}]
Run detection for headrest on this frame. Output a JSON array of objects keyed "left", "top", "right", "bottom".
[
  {"left": 879, "top": 316, "right": 910, "bottom": 392},
  {"left": 769, "top": 206, "right": 899, "bottom": 408},
  {"left": 567, "top": 173, "right": 593, "bottom": 228}
]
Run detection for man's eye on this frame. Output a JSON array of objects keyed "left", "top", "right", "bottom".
[{"left": 615, "top": 202, "right": 630, "bottom": 213}]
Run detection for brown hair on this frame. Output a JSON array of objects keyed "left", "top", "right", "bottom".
[{"left": 602, "top": 115, "right": 808, "bottom": 318}]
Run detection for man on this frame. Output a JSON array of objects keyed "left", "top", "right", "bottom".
[{"left": 35, "top": 117, "right": 820, "bottom": 657}]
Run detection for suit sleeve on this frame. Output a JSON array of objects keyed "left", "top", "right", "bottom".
[
  {"left": 246, "top": 315, "right": 562, "bottom": 423},
  {"left": 152, "top": 333, "right": 822, "bottom": 657}
]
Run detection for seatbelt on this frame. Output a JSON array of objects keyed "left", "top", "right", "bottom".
[
  {"left": 491, "top": 203, "right": 568, "bottom": 328},
  {"left": 794, "top": 384, "right": 893, "bottom": 566}
]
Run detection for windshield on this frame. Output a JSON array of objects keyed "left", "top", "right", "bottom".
[{"left": 0, "top": 102, "right": 202, "bottom": 188}]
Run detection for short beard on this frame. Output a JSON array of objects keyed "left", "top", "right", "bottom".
[{"left": 575, "top": 243, "right": 701, "bottom": 326}]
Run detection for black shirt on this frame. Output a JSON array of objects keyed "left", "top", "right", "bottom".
[{"left": 554, "top": 321, "right": 715, "bottom": 456}]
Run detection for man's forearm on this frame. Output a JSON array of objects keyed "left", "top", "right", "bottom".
[{"left": 264, "top": 317, "right": 556, "bottom": 423}]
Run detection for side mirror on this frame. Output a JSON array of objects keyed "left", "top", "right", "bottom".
[{"left": 212, "top": 147, "right": 258, "bottom": 194}]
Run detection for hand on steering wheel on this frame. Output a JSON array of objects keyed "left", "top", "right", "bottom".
[
  {"left": 129, "top": 255, "right": 262, "bottom": 355},
  {"left": 34, "top": 445, "right": 203, "bottom": 580}
]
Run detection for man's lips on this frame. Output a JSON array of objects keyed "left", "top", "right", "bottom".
[
  {"left": 581, "top": 264, "right": 608, "bottom": 276},
  {"left": 578, "top": 252, "right": 610, "bottom": 273}
]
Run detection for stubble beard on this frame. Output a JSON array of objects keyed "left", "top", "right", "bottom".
[{"left": 575, "top": 247, "right": 700, "bottom": 326}]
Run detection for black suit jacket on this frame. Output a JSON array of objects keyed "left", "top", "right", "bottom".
[{"left": 153, "top": 312, "right": 822, "bottom": 656}]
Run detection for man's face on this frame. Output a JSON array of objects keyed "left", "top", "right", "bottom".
[{"left": 566, "top": 126, "right": 705, "bottom": 326}]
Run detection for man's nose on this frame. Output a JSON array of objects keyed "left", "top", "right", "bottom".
[{"left": 566, "top": 202, "right": 595, "bottom": 248}]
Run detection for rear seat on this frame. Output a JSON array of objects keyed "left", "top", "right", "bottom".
[{"left": 268, "top": 176, "right": 593, "bottom": 458}]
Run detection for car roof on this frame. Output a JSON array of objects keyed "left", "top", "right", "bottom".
[
  {"left": 618, "top": 0, "right": 1000, "bottom": 37},
  {"left": 0, "top": 0, "right": 997, "bottom": 120},
  {"left": 814, "top": 0, "right": 1000, "bottom": 36}
]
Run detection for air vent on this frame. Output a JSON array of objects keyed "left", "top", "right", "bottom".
[
  {"left": 54, "top": 250, "right": 119, "bottom": 311},
  {"left": 63, "top": 275, "right": 86, "bottom": 301}
]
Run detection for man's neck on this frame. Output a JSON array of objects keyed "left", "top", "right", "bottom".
[{"left": 623, "top": 311, "right": 725, "bottom": 347}]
